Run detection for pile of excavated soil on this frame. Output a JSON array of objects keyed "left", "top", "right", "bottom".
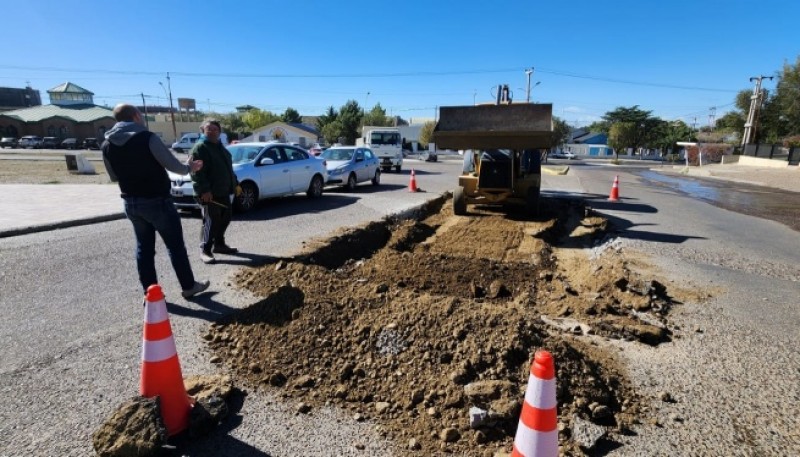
[{"left": 204, "top": 197, "right": 698, "bottom": 456}]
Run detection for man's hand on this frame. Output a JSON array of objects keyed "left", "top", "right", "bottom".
[
  {"left": 199, "top": 192, "right": 212, "bottom": 204},
  {"left": 189, "top": 158, "right": 203, "bottom": 173}
]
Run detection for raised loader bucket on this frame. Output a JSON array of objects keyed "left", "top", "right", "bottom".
[{"left": 432, "top": 103, "right": 553, "bottom": 150}]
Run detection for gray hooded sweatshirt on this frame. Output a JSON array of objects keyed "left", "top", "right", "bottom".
[{"left": 103, "top": 122, "right": 190, "bottom": 182}]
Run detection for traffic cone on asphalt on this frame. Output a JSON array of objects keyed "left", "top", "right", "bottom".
[
  {"left": 511, "top": 350, "right": 558, "bottom": 457},
  {"left": 141, "top": 284, "right": 193, "bottom": 436},
  {"left": 408, "top": 168, "right": 419, "bottom": 192},
  {"left": 608, "top": 175, "right": 620, "bottom": 202}
]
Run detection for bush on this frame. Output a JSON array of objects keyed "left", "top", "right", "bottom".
[{"left": 782, "top": 135, "right": 800, "bottom": 148}]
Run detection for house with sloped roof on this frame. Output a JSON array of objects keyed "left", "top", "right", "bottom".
[
  {"left": 241, "top": 122, "right": 321, "bottom": 147},
  {"left": 565, "top": 129, "right": 614, "bottom": 157},
  {"left": 0, "top": 82, "right": 115, "bottom": 141}
]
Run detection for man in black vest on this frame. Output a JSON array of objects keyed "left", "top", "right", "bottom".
[{"left": 102, "top": 103, "right": 210, "bottom": 299}]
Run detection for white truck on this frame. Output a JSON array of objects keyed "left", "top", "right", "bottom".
[{"left": 357, "top": 126, "right": 403, "bottom": 172}]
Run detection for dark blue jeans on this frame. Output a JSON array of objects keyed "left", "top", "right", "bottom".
[{"left": 123, "top": 196, "right": 195, "bottom": 292}]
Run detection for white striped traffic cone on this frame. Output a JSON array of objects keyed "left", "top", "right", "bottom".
[
  {"left": 141, "top": 284, "right": 193, "bottom": 436},
  {"left": 512, "top": 350, "right": 558, "bottom": 457}
]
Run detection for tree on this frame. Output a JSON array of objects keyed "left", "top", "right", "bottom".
[
  {"left": 418, "top": 121, "right": 436, "bottom": 146},
  {"left": 216, "top": 112, "right": 248, "bottom": 139},
  {"left": 363, "top": 103, "right": 393, "bottom": 127},
  {"left": 316, "top": 106, "right": 338, "bottom": 132},
  {"left": 652, "top": 120, "right": 694, "bottom": 154},
  {"left": 242, "top": 108, "right": 278, "bottom": 131},
  {"left": 607, "top": 122, "right": 638, "bottom": 158},
  {"left": 772, "top": 56, "right": 800, "bottom": 137},
  {"left": 281, "top": 107, "right": 302, "bottom": 124},
  {"left": 715, "top": 111, "right": 745, "bottom": 132},
  {"left": 337, "top": 100, "right": 363, "bottom": 145},
  {"left": 551, "top": 116, "right": 570, "bottom": 149},
  {"left": 321, "top": 120, "right": 345, "bottom": 145}
]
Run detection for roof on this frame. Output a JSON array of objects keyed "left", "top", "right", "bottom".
[
  {"left": 48, "top": 82, "right": 94, "bottom": 95},
  {"left": 287, "top": 122, "right": 318, "bottom": 135},
  {"left": 0, "top": 104, "right": 113, "bottom": 123}
]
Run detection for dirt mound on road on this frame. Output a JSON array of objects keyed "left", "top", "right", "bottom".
[{"left": 205, "top": 196, "right": 688, "bottom": 455}]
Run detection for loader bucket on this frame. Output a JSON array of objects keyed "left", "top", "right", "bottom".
[{"left": 432, "top": 103, "right": 554, "bottom": 150}]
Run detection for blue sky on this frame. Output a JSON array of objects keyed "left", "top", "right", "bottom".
[{"left": 3, "top": 0, "right": 798, "bottom": 127}]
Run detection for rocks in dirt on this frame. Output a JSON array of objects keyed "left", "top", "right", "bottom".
[
  {"left": 94, "top": 375, "right": 235, "bottom": 456},
  {"left": 571, "top": 415, "right": 607, "bottom": 450},
  {"left": 469, "top": 406, "right": 489, "bottom": 429},
  {"left": 540, "top": 315, "right": 592, "bottom": 336},
  {"left": 296, "top": 402, "right": 312, "bottom": 414},
  {"left": 92, "top": 396, "right": 167, "bottom": 457},
  {"left": 463, "top": 380, "right": 514, "bottom": 402},
  {"left": 440, "top": 427, "right": 460, "bottom": 443}
]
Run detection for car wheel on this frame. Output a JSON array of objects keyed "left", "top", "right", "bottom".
[
  {"left": 307, "top": 175, "right": 324, "bottom": 198},
  {"left": 371, "top": 169, "right": 380, "bottom": 186},
  {"left": 234, "top": 182, "right": 258, "bottom": 212},
  {"left": 395, "top": 165, "right": 402, "bottom": 172},
  {"left": 382, "top": 166, "right": 391, "bottom": 172},
  {"left": 345, "top": 173, "right": 357, "bottom": 191},
  {"left": 453, "top": 186, "right": 467, "bottom": 215}
]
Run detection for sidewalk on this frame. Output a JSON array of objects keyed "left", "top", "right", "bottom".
[{"left": 0, "top": 184, "right": 123, "bottom": 238}]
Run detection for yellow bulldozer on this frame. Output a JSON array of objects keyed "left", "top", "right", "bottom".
[{"left": 432, "top": 93, "right": 553, "bottom": 216}]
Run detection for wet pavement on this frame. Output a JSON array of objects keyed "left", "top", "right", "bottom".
[{"left": 637, "top": 170, "right": 800, "bottom": 232}]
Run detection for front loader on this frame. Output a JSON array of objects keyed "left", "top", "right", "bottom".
[{"left": 432, "top": 98, "right": 553, "bottom": 216}]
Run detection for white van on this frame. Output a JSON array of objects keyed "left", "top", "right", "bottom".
[{"left": 171, "top": 133, "right": 201, "bottom": 153}]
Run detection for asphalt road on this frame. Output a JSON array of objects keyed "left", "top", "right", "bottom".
[{"left": 1, "top": 159, "right": 798, "bottom": 456}]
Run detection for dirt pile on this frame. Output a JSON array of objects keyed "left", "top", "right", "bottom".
[{"left": 204, "top": 197, "right": 688, "bottom": 455}]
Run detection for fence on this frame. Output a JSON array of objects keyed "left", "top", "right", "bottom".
[{"left": 742, "top": 144, "right": 800, "bottom": 165}]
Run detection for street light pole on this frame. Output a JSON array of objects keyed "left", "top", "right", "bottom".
[
  {"left": 525, "top": 67, "right": 534, "bottom": 103},
  {"left": 159, "top": 73, "right": 177, "bottom": 141}
]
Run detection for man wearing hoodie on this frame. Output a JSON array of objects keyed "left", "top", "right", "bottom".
[{"left": 102, "top": 103, "right": 210, "bottom": 299}]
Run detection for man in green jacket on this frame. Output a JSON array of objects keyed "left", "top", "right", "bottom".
[{"left": 190, "top": 119, "right": 239, "bottom": 264}]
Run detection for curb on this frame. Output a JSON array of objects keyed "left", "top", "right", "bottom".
[{"left": 0, "top": 213, "right": 126, "bottom": 239}]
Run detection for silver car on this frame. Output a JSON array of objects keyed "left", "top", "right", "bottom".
[
  {"left": 320, "top": 146, "right": 380, "bottom": 190},
  {"left": 168, "top": 142, "right": 328, "bottom": 212}
]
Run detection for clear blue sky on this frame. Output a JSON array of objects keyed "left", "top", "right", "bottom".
[{"left": 3, "top": 0, "right": 798, "bottom": 127}]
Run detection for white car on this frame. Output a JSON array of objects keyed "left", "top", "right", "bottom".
[
  {"left": 168, "top": 142, "right": 328, "bottom": 212},
  {"left": 319, "top": 146, "right": 381, "bottom": 190},
  {"left": 550, "top": 151, "right": 576, "bottom": 159}
]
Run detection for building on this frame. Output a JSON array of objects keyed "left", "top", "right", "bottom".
[
  {"left": 241, "top": 122, "right": 320, "bottom": 146},
  {"left": 565, "top": 129, "right": 614, "bottom": 157},
  {"left": 0, "top": 86, "right": 42, "bottom": 111},
  {"left": 0, "top": 82, "right": 114, "bottom": 141}
]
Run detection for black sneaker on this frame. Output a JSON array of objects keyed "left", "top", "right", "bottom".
[{"left": 213, "top": 245, "right": 239, "bottom": 254}]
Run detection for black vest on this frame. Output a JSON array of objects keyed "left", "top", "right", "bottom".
[{"left": 103, "top": 131, "right": 170, "bottom": 198}]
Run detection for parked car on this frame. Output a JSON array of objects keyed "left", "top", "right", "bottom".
[
  {"left": 308, "top": 144, "right": 325, "bottom": 156},
  {"left": 19, "top": 135, "right": 43, "bottom": 149},
  {"left": 0, "top": 137, "right": 18, "bottom": 148},
  {"left": 168, "top": 142, "right": 328, "bottom": 213},
  {"left": 319, "top": 146, "right": 380, "bottom": 190},
  {"left": 171, "top": 133, "right": 201, "bottom": 153},
  {"left": 60, "top": 138, "right": 79, "bottom": 150},
  {"left": 82, "top": 138, "right": 100, "bottom": 150},
  {"left": 42, "top": 137, "right": 60, "bottom": 148},
  {"left": 550, "top": 151, "right": 576, "bottom": 159}
]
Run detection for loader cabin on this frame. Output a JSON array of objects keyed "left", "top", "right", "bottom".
[{"left": 432, "top": 103, "right": 554, "bottom": 215}]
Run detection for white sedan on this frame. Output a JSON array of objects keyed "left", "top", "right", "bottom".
[
  {"left": 319, "top": 146, "right": 381, "bottom": 190},
  {"left": 550, "top": 151, "right": 576, "bottom": 159},
  {"left": 168, "top": 142, "right": 328, "bottom": 212}
]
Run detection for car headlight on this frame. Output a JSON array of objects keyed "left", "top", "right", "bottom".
[{"left": 330, "top": 167, "right": 345, "bottom": 175}]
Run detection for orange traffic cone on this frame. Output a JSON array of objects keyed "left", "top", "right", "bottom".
[
  {"left": 511, "top": 350, "right": 558, "bottom": 457},
  {"left": 141, "top": 284, "right": 193, "bottom": 436},
  {"left": 408, "top": 168, "right": 419, "bottom": 192},
  {"left": 608, "top": 175, "right": 620, "bottom": 202}
]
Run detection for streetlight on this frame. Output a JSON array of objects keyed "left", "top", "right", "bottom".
[{"left": 158, "top": 73, "right": 177, "bottom": 141}]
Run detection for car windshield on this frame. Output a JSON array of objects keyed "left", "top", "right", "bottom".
[
  {"left": 321, "top": 149, "right": 353, "bottom": 161},
  {"left": 228, "top": 145, "right": 262, "bottom": 164}
]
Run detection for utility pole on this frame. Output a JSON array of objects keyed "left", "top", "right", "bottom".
[
  {"left": 741, "top": 75, "right": 773, "bottom": 146},
  {"left": 140, "top": 93, "right": 149, "bottom": 128},
  {"left": 525, "top": 68, "right": 534, "bottom": 103},
  {"left": 166, "top": 72, "right": 177, "bottom": 140},
  {"left": 708, "top": 106, "right": 716, "bottom": 131}
]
